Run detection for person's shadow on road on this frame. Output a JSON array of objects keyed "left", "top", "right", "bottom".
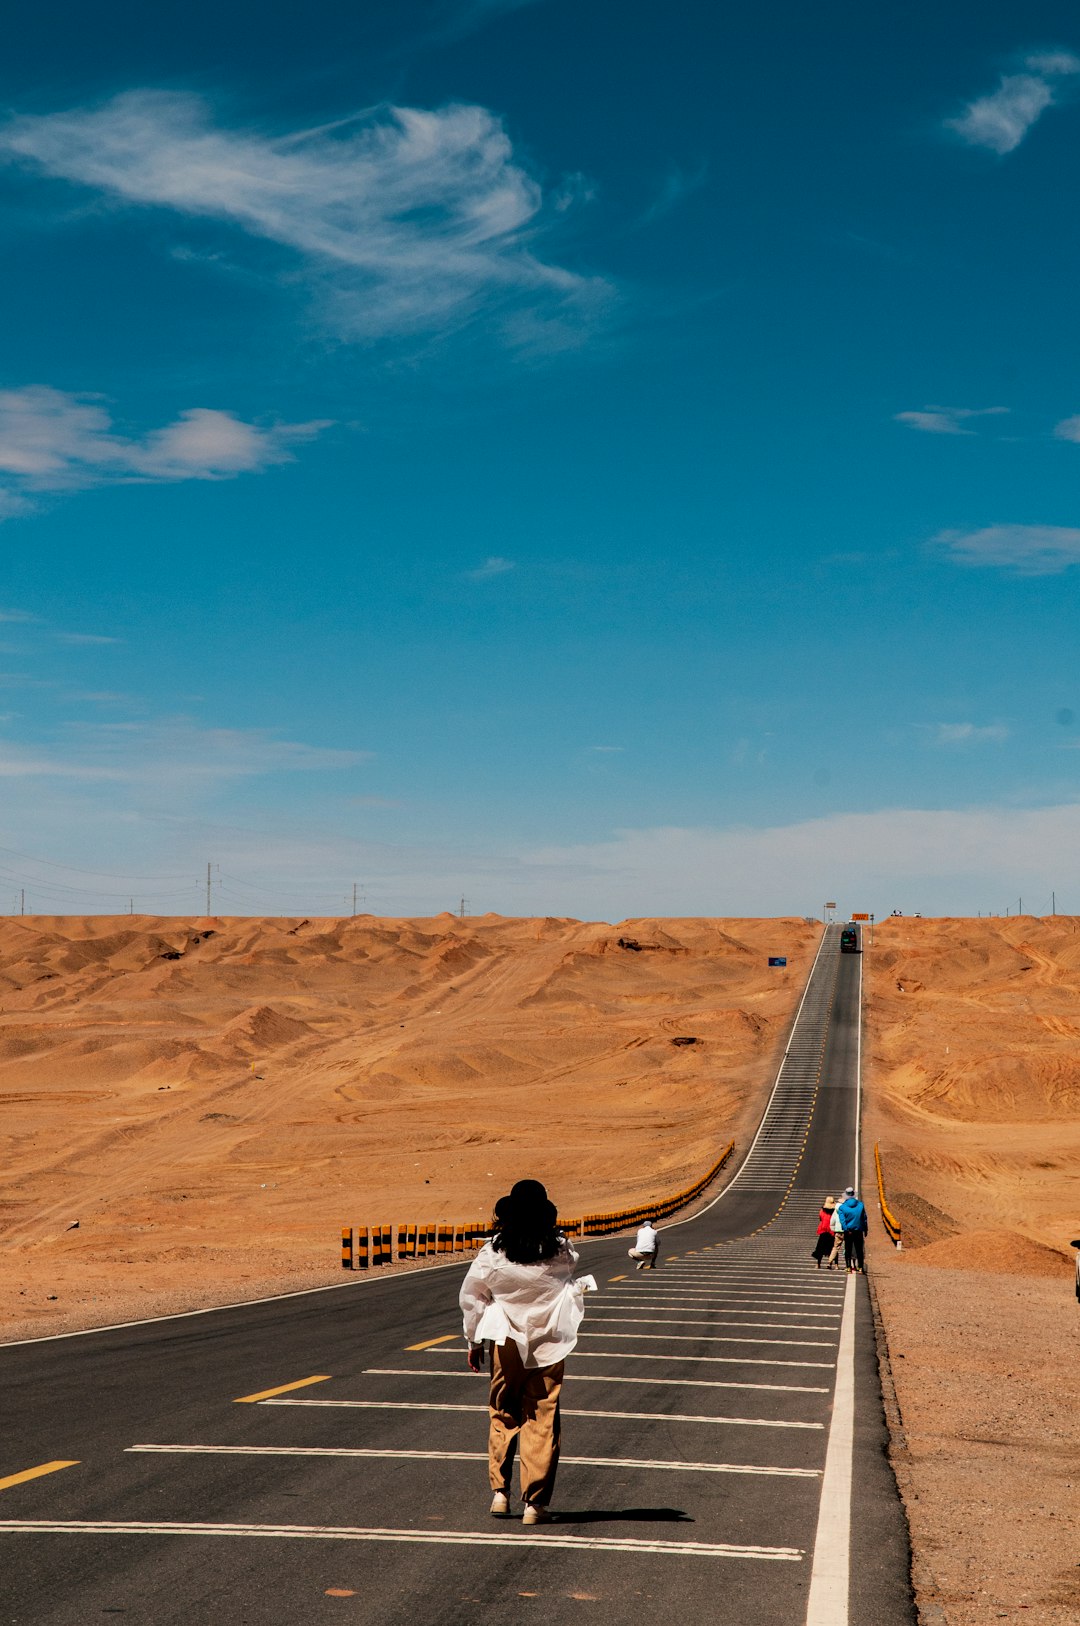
[{"left": 545, "top": 1508, "right": 693, "bottom": 1525}]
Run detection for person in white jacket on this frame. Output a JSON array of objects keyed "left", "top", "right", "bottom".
[{"left": 459, "top": 1179, "right": 594, "bottom": 1526}]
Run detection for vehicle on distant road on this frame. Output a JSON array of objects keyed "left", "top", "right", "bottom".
[{"left": 840, "top": 926, "right": 859, "bottom": 954}]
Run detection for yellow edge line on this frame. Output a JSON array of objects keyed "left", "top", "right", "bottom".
[
  {"left": 235, "top": 1375, "right": 332, "bottom": 1404},
  {"left": 608, "top": 1275, "right": 628, "bottom": 1282},
  {"left": 405, "top": 1334, "right": 458, "bottom": 1352},
  {"left": 0, "top": 1460, "right": 79, "bottom": 1492}
]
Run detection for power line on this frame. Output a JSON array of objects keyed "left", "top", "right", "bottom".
[{"left": 0, "top": 842, "right": 189, "bottom": 881}]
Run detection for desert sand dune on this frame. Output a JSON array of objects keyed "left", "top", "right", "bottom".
[
  {"left": 864, "top": 914, "right": 1080, "bottom": 1263},
  {"left": 0, "top": 912, "right": 818, "bottom": 1339},
  {"left": 864, "top": 917, "right": 1079, "bottom": 1625}
]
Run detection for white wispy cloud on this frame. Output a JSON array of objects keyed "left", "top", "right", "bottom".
[
  {"left": 1025, "top": 51, "right": 1080, "bottom": 76},
  {"left": 520, "top": 804, "right": 1080, "bottom": 916},
  {"left": 0, "top": 719, "right": 369, "bottom": 783},
  {"left": 1052, "top": 413, "right": 1080, "bottom": 442},
  {"left": 0, "top": 90, "right": 607, "bottom": 346},
  {"left": 588, "top": 745, "right": 624, "bottom": 754},
  {"left": 925, "top": 722, "right": 1010, "bottom": 746},
  {"left": 946, "top": 51, "right": 1080, "bottom": 154},
  {"left": 934, "top": 523, "right": 1080, "bottom": 574},
  {"left": 2, "top": 797, "right": 1078, "bottom": 916},
  {"left": 466, "top": 555, "right": 515, "bottom": 580},
  {"left": 0, "top": 490, "right": 32, "bottom": 519},
  {"left": 638, "top": 162, "right": 709, "bottom": 228},
  {"left": 0, "top": 386, "right": 326, "bottom": 512},
  {"left": 55, "top": 632, "right": 121, "bottom": 646},
  {"left": 895, "top": 405, "right": 1008, "bottom": 436}
]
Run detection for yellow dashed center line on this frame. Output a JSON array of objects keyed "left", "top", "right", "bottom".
[
  {"left": 405, "top": 1334, "right": 459, "bottom": 1352},
  {"left": 235, "top": 1375, "right": 332, "bottom": 1404},
  {"left": 0, "top": 1461, "right": 79, "bottom": 1492}
]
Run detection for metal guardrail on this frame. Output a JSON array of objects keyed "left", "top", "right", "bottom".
[
  {"left": 340, "top": 1139, "right": 736, "bottom": 1270},
  {"left": 874, "top": 1141, "right": 902, "bottom": 1246}
]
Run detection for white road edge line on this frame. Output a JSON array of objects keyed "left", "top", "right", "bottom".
[
  {"left": 805, "top": 952, "right": 862, "bottom": 1626},
  {"left": 0, "top": 1257, "right": 469, "bottom": 1349},
  {"left": 126, "top": 1445, "right": 820, "bottom": 1479},
  {"left": 854, "top": 943, "right": 863, "bottom": 1188},
  {"left": 0, "top": 1520, "right": 802, "bottom": 1561},
  {"left": 805, "top": 1270, "right": 856, "bottom": 1624}
]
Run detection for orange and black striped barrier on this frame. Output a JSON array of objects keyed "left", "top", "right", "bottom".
[
  {"left": 579, "top": 1139, "right": 735, "bottom": 1236},
  {"left": 874, "top": 1143, "right": 902, "bottom": 1246},
  {"left": 340, "top": 1141, "right": 737, "bottom": 1267},
  {"left": 341, "top": 1225, "right": 370, "bottom": 1270}
]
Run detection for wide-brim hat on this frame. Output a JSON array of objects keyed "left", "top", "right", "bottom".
[{"left": 503, "top": 1178, "right": 557, "bottom": 1229}]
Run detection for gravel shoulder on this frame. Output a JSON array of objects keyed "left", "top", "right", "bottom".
[{"left": 867, "top": 1213, "right": 1079, "bottom": 1623}]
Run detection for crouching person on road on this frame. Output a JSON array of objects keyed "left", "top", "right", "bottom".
[
  {"left": 459, "top": 1179, "right": 595, "bottom": 1527},
  {"left": 628, "top": 1218, "right": 660, "bottom": 1270}
]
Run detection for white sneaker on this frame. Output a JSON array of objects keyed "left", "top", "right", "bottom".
[
  {"left": 490, "top": 1491, "right": 510, "bottom": 1517},
  {"left": 522, "top": 1504, "right": 551, "bottom": 1526}
]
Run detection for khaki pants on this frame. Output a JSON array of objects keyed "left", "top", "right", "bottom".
[
  {"left": 628, "top": 1248, "right": 657, "bottom": 1268},
  {"left": 488, "top": 1339, "right": 563, "bottom": 1508}
]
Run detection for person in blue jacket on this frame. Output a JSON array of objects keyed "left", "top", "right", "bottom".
[{"left": 836, "top": 1186, "right": 868, "bottom": 1273}]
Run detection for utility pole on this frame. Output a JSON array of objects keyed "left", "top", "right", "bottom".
[
  {"left": 352, "top": 882, "right": 357, "bottom": 917},
  {"left": 129, "top": 898, "right": 133, "bottom": 916},
  {"left": 459, "top": 895, "right": 468, "bottom": 920},
  {"left": 206, "top": 862, "right": 212, "bottom": 916},
  {"left": 1018, "top": 897, "right": 1022, "bottom": 916},
  {"left": 1052, "top": 891, "right": 1056, "bottom": 915},
  {"left": 20, "top": 889, "right": 24, "bottom": 917}
]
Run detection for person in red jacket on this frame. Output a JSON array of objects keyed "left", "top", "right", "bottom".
[{"left": 812, "top": 1197, "right": 837, "bottom": 1268}]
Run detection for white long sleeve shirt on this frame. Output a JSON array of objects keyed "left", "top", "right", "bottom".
[{"left": 459, "top": 1238, "right": 594, "bottom": 1369}]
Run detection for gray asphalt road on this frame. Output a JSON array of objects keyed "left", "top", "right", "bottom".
[{"left": 0, "top": 926, "right": 915, "bottom": 1625}]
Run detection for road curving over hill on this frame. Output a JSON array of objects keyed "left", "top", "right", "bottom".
[{"left": 0, "top": 925, "right": 915, "bottom": 1625}]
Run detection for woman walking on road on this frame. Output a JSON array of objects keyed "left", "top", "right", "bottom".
[
  {"left": 459, "top": 1179, "right": 595, "bottom": 1526},
  {"left": 827, "top": 1200, "right": 845, "bottom": 1268},
  {"left": 812, "top": 1197, "right": 837, "bottom": 1268}
]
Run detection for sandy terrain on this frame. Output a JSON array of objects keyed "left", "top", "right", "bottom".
[
  {"left": 863, "top": 916, "right": 1080, "bottom": 1625},
  {"left": 9, "top": 909, "right": 1077, "bottom": 1619},
  {"left": 0, "top": 912, "right": 817, "bottom": 1341}
]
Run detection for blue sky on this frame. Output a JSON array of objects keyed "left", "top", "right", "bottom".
[{"left": 1, "top": 0, "right": 1080, "bottom": 918}]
